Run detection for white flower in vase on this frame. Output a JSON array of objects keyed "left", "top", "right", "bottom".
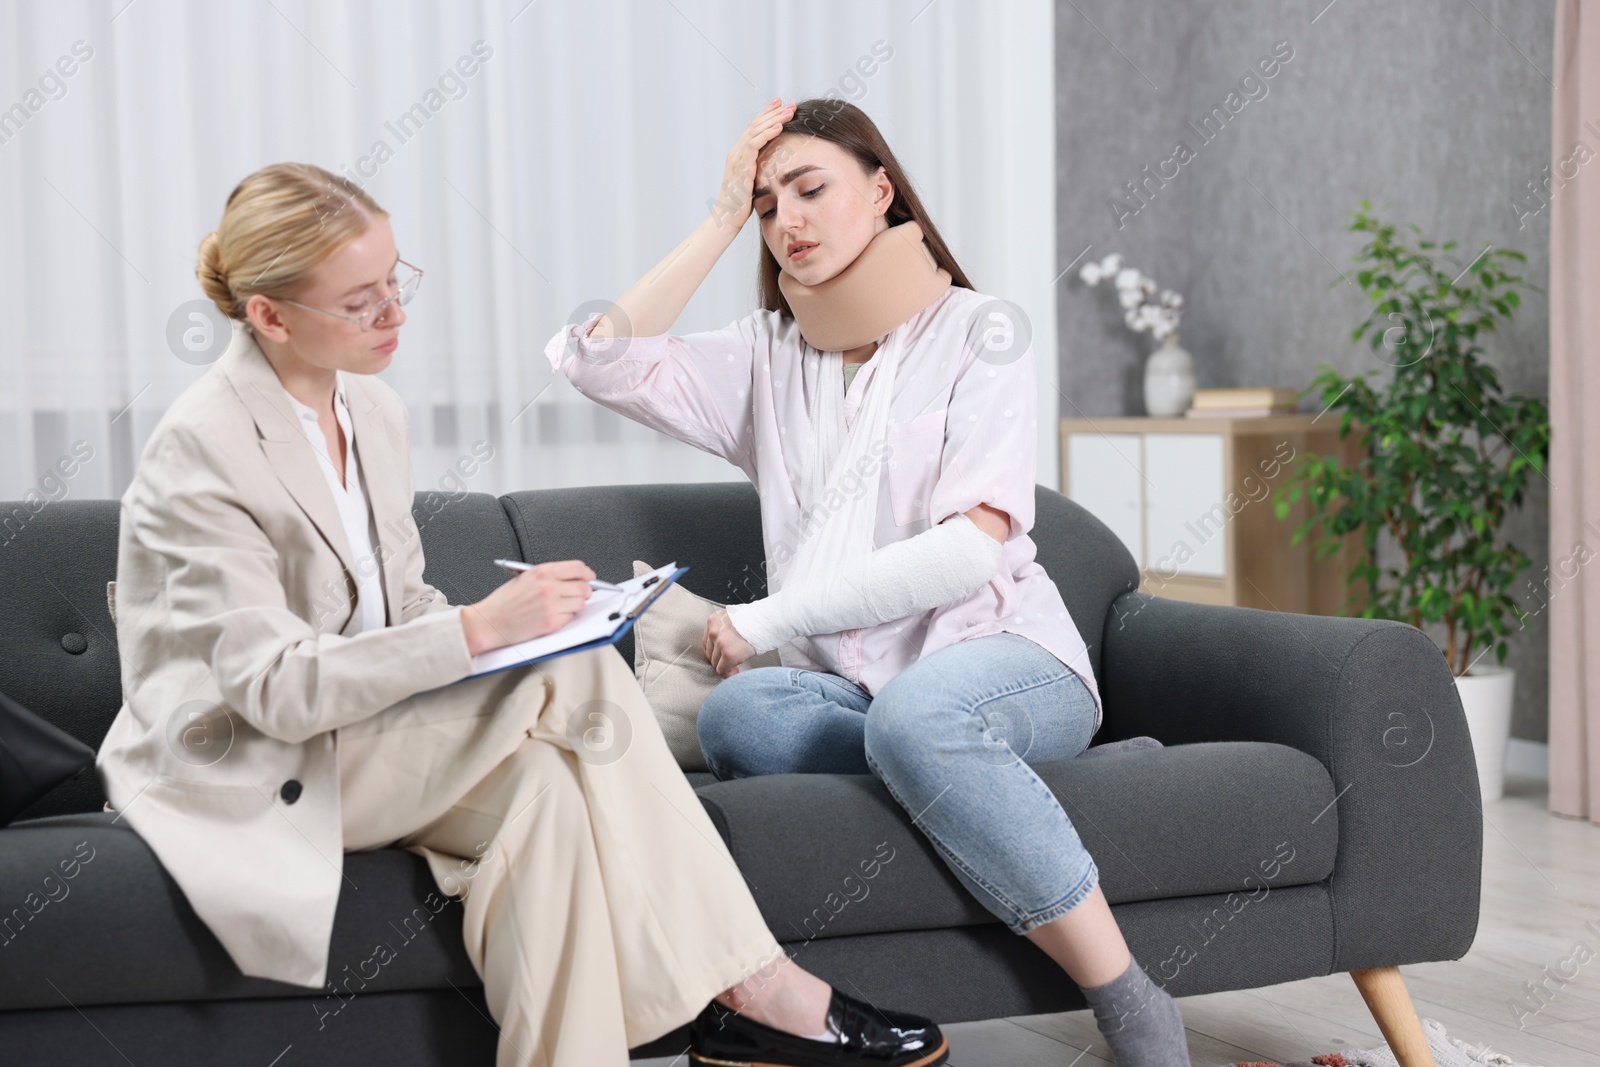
[{"left": 1078, "top": 252, "right": 1193, "bottom": 415}]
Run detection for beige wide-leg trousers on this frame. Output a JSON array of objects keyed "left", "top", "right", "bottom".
[{"left": 336, "top": 643, "right": 787, "bottom": 1067}]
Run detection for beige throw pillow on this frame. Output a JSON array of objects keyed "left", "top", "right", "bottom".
[{"left": 630, "top": 560, "right": 782, "bottom": 771}]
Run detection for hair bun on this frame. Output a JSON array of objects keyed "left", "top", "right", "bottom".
[
  {"left": 196, "top": 230, "right": 237, "bottom": 319},
  {"left": 197, "top": 162, "right": 388, "bottom": 329}
]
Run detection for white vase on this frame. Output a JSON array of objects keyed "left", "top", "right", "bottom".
[
  {"left": 1455, "top": 664, "right": 1516, "bottom": 802},
  {"left": 1143, "top": 334, "right": 1194, "bottom": 416}
]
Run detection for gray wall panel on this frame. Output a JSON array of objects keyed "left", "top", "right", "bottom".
[{"left": 1055, "top": 0, "right": 1554, "bottom": 741}]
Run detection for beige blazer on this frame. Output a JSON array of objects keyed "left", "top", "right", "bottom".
[{"left": 97, "top": 328, "right": 486, "bottom": 989}]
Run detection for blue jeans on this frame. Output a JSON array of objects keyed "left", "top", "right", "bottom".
[{"left": 696, "top": 632, "right": 1101, "bottom": 935}]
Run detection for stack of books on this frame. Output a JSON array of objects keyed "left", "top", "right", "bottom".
[{"left": 1184, "top": 387, "right": 1301, "bottom": 418}]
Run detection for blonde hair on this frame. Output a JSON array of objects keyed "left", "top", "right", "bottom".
[{"left": 197, "top": 163, "right": 388, "bottom": 321}]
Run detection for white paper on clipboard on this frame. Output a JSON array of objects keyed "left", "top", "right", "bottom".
[{"left": 464, "top": 561, "right": 680, "bottom": 678}]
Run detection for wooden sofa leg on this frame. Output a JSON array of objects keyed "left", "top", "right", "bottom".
[{"left": 1349, "top": 967, "right": 1435, "bottom": 1067}]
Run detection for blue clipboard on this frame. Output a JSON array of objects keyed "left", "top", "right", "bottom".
[{"left": 465, "top": 565, "right": 689, "bottom": 679}]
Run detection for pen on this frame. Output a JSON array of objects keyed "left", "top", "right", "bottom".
[{"left": 492, "top": 558, "right": 625, "bottom": 593}]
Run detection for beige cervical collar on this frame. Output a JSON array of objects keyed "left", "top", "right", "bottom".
[{"left": 778, "top": 219, "right": 953, "bottom": 352}]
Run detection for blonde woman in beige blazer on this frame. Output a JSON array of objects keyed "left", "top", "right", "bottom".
[{"left": 95, "top": 161, "right": 947, "bottom": 1067}]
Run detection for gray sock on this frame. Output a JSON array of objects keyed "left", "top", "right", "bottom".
[{"left": 1079, "top": 956, "right": 1190, "bottom": 1067}]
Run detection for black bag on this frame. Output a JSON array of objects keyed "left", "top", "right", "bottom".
[{"left": 0, "top": 689, "right": 95, "bottom": 827}]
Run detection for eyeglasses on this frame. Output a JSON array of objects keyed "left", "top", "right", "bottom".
[{"left": 277, "top": 258, "right": 423, "bottom": 331}]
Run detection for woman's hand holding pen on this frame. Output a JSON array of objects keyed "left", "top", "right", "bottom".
[{"left": 459, "top": 560, "right": 595, "bottom": 657}]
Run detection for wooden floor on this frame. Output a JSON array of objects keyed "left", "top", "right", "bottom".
[{"left": 638, "top": 774, "right": 1600, "bottom": 1066}]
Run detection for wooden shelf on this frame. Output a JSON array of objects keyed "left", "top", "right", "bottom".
[{"left": 1060, "top": 414, "right": 1368, "bottom": 615}]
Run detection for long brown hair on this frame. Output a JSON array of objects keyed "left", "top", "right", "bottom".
[{"left": 756, "top": 100, "right": 974, "bottom": 318}]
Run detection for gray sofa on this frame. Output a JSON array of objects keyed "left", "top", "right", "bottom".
[{"left": 0, "top": 482, "right": 1481, "bottom": 1065}]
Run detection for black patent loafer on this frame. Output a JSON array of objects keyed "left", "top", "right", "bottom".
[{"left": 688, "top": 986, "right": 949, "bottom": 1067}]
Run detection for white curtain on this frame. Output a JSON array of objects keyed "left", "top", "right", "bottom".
[
  {"left": 0, "top": 0, "right": 1057, "bottom": 503},
  {"left": 1549, "top": 0, "right": 1600, "bottom": 823}
]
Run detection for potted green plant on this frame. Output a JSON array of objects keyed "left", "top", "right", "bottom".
[{"left": 1275, "top": 202, "right": 1550, "bottom": 800}]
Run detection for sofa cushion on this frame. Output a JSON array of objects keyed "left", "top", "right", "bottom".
[
  {"left": 412, "top": 490, "right": 526, "bottom": 609},
  {"left": 630, "top": 558, "right": 781, "bottom": 772},
  {"left": 0, "top": 501, "right": 123, "bottom": 821},
  {"left": 0, "top": 741, "right": 1333, "bottom": 1012},
  {"left": 0, "top": 483, "right": 1133, "bottom": 820},
  {"left": 1028, "top": 487, "right": 1140, "bottom": 683},
  {"left": 0, "top": 493, "right": 522, "bottom": 821},
  {"left": 0, "top": 814, "right": 479, "bottom": 1013},
  {"left": 694, "top": 741, "right": 1338, "bottom": 943},
  {"left": 501, "top": 483, "right": 1138, "bottom": 688},
  {"left": 501, "top": 483, "right": 771, "bottom": 669}
]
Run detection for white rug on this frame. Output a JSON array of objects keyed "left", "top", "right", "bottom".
[{"left": 1219, "top": 1016, "right": 1544, "bottom": 1067}]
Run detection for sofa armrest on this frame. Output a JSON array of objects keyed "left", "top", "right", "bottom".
[{"left": 1098, "top": 592, "right": 1482, "bottom": 972}]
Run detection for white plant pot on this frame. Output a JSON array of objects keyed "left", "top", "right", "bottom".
[
  {"left": 1454, "top": 664, "right": 1516, "bottom": 802},
  {"left": 1143, "top": 334, "right": 1194, "bottom": 416}
]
